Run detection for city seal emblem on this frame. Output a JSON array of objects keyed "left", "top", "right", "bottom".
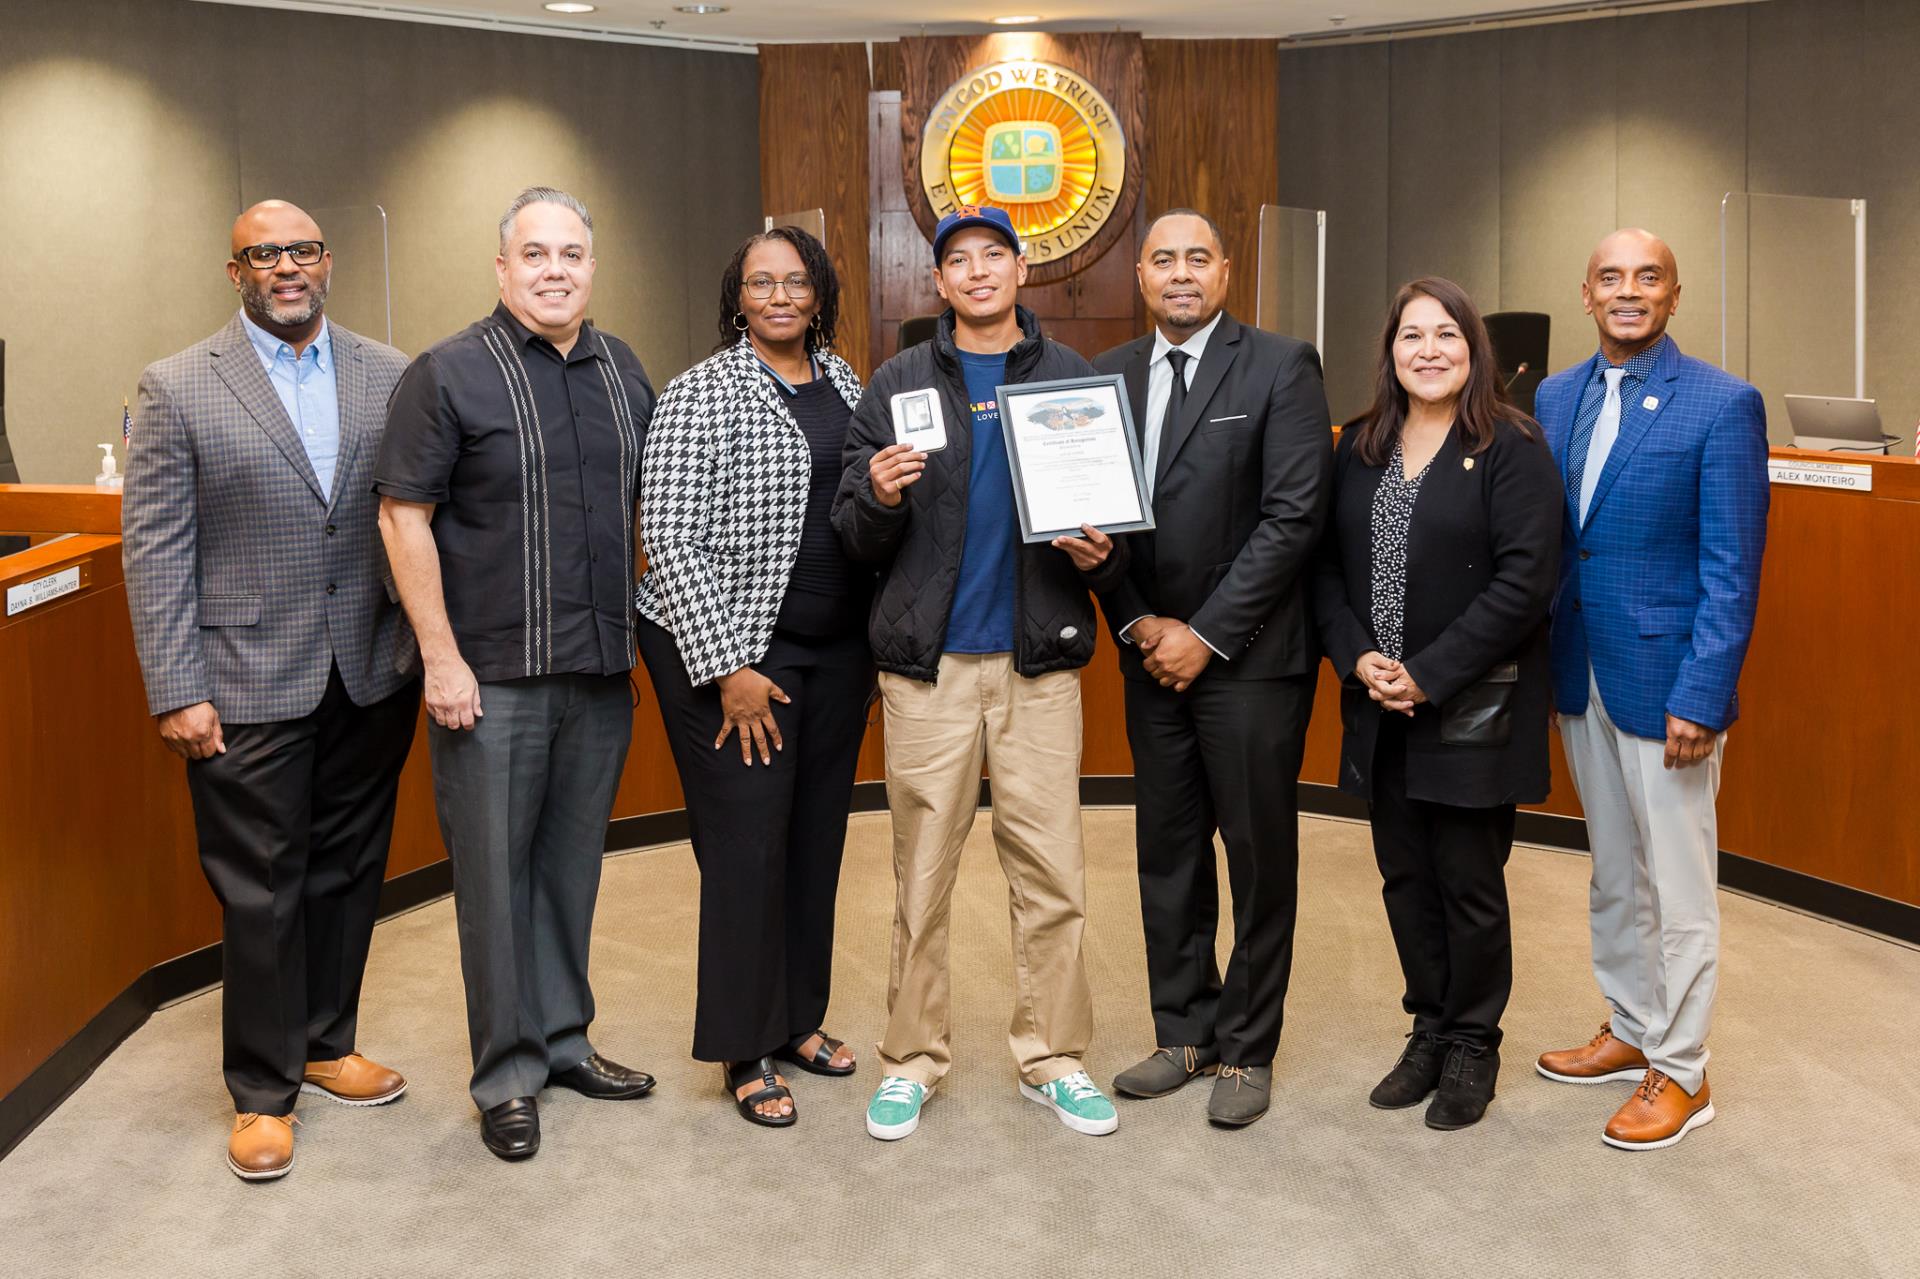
[{"left": 919, "top": 57, "right": 1127, "bottom": 265}]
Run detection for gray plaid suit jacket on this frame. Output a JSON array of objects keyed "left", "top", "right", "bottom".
[{"left": 123, "top": 312, "right": 417, "bottom": 723}]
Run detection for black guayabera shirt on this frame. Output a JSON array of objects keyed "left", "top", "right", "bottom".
[{"left": 375, "top": 303, "right": 654, "bottom": 683}]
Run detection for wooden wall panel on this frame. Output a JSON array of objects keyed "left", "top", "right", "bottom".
[
  {"left": 1142, "top": 40, "right": 1279, "bottom": 326},
  {"left": 758, "top": 42, "right": 876, "bottom": 378}
]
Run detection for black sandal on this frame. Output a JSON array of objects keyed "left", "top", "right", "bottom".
[
  {"left": 775, "top": 1029, "right": 856, "bottom": 1077},
  {"left": 723, "top": 1057, "right": 796, "bottom": 1127}
]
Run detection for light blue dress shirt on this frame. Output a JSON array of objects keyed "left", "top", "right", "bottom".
[{"left": 240, "top": 310, "right": 341, "bottom": 499}]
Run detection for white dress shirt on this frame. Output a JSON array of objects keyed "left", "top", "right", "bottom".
[
  {"left": 1141, "top": 309, "right": 1223, "bottom": 494},
  {"left": 1122, "top": 311, "right": 1228, "bottom": 660}
]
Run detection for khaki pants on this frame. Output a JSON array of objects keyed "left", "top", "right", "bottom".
[{"left": 877, "top": 653, "right": 1093, "bottom": 1088}]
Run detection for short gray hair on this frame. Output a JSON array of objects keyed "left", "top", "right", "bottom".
[{"left": 498, "top": 186, "right": 594, "bottom": 252}]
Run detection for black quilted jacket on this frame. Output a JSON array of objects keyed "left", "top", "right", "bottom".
[{"left": 831, "top": 306, "right": 1128, "bottom": 682}]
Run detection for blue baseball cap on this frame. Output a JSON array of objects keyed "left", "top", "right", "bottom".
[{"left": 932, "top": 204, "right": 1022, "bottom": 261}]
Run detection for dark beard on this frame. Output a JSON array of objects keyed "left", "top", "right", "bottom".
[{"left": 239, "top": 272, "right": 329, "bottom": 328}]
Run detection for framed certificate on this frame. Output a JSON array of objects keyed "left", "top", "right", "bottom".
[{"left": 995, "top": 373, "right": 1156, "bottom": 544}]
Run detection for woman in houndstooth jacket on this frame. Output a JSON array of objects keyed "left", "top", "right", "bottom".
[{"left": 634, "top": 226, "right": 874, "bottom": 1128}]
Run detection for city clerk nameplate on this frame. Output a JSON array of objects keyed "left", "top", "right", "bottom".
[{"left": 5, "top": 563, "right": 87, "bottom": 617}]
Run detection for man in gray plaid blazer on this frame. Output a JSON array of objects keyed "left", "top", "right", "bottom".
[{"left": 123, "top": 200, "right": 421, "bottom": 1183}]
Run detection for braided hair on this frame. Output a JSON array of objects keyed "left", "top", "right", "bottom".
[{"left": 714, "top": 225, "right": 840, "bottom": 356}]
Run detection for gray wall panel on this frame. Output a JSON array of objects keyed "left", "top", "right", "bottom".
[
  {"left": 1497, "top": 20, "right": 1619, "bottom": 377},
  {"left": 1276, "top": 0, "right": 1916, "bottom": 451},
  {"left": 1747, "top": 0, "right": 1864, "bottom": 198},
  {"left": 1386, "top": 33, "right": 1501, "bottom": 309},
  {"left": 1615, "top": 4, "right": 1749, "bottom": 370},
  {"left": 1861, "top": 0, "right": 1920, "bottom": 450},
  {"left": 1278, "top": 42, "right": 1389, "bottom": 422},
  {"left": 0, "top": 0, "right": 760, "bottom": 480},
  {"left": 0, "top": 0, "right": 239, "bottom": 480}
]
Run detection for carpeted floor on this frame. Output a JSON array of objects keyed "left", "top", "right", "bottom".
[{"left": 4, "top": 811, "right": 1917, "bottom": 1278}]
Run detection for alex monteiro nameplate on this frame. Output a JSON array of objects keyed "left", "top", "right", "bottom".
[
  {"left": 995, "top": 373, "right": 1155, "bottom": 544},
  {"left": 889, "top": 387, "right": 948, "bottom": 453}
]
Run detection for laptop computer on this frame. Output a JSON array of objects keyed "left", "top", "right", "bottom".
[{"left": 1783, "top": 395, "right": 1892, "bottom": 453}]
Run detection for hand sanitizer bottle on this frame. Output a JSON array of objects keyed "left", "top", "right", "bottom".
[{"left": 95, "top": 443, "right": 123, "bottom": 492}]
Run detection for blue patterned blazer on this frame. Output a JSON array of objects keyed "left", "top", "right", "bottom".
[
  {"left": 124, "top": 312, "right": 417, "bottom": 723},
  {"left": 1536, "top": 336, "right": 1768, "bottom": 739}
]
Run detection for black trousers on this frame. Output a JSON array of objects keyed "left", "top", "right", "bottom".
[
  {"left": 184, "top": 668, "right": 420, "bottom": 1114},
  {"left": 1123, "top": 671, "right": 1314, "bottom": 1066},
  {"left": 1367, "top": 714, "right": 1516, "bottom": 1049},
  {"left": 636, "top": 617, "right": 873, "bottom": 1063}
]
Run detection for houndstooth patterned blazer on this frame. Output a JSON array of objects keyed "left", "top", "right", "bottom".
[
  {"left": 635, "top": 337, "right": 862, "bottom": 686},
  {"left": 123, "top": 312, "right": 416, "bottom": 723}
]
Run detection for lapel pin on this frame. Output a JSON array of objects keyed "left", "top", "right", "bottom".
[
  {"left": 1643, "top": 395, "right": 1660, "bottom": 411},
  {"left": 1462, "top": 457, "right": 1475, "bottom": 470}
]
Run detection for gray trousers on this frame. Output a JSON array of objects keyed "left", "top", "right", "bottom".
[
  {"left": 1558, "top": 667, "right": 1724, "bottom": 1095},
  {"left": 428, "top": 673, "right": 633, "bottom": 1109}
]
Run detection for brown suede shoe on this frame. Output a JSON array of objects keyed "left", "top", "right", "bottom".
[
  {"left": 1602, "top": 1069, "right": 1714, "bottom": 1151},
  {"left": 301, "top": 1053, "right": 407, "bottom": 1106},
  {"left": 227, "top": 1112, "right": 296, "bottom": 1181},
  {"left": 1536, "top": 1021, "right": 1649, "bottom": 1084}
]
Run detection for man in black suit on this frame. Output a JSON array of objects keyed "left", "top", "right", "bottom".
[{"left": 1095, "top": 209, "right": 1332, "bottom": 1126}]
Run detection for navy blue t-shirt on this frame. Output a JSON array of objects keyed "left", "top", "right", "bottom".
[{"left": 944, "top": 349, "right": 1017, "bottom": 654}]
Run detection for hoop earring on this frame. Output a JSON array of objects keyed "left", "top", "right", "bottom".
[
  {"left": 733, "top": 312, "right": 749, "bottom": 332},
  {"left": 810, "top": 314, "right": 823, "bottom": 330}
]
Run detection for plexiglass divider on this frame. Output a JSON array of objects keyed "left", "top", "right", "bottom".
[
  {"left": 307, "top": 205, "right": 392, "bottom": 348},
  {"left": 1720, "top": 191, "right": 1865, "bottom": 446},
  {"left": 764, "top": 208, "right": 827, "bottom": 247},
  {"left": 1255, "top": 204, "right": 1325, "bottom": 356}
]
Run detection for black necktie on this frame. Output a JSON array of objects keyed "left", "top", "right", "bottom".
[{"left": 1155, "top": 348, "right": 1190, "bottom": 495}]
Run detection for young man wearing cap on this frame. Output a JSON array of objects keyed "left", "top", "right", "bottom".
[{"left": 833, "top": 205, "right": 1128, "bottom": 1141}]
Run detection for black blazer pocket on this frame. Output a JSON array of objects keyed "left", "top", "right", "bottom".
[{"left": 1439, "top": 661, "right": 1518, "bottom": 747}]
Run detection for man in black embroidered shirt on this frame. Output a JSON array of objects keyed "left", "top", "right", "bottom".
[{"left": 376, "top": 186, "right": 655, "bottom": 1161}]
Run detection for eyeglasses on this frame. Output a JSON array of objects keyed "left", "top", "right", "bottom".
[
  {"left": 744, "top": 273, "right": 814, "bottom": 300},
  {"left": 235, "top": 241, "right": 326, "bottom": 269}
]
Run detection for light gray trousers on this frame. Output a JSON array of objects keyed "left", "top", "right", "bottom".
[
  {"left": 428, "top": 673, "right": 633, "bottom": 1110},
  {"left": 1558, "top": 667, "right": 1724, "bottom": 1095}
]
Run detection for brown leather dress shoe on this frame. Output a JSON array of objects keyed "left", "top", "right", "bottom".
[
  {"left": 1536, "top": 1021, "right": 1649, "bottom": 1084},
  {"left": 1603, "top": 1069, "right": 1714, "bottom": 1150},
  {"left": 227, "top": 1112, "right": 296, "bottom": 1181},
  {"left": 301, "top": 1052, "right": 408, "bottom": 1106}
]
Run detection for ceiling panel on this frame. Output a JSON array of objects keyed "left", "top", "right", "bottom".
[{"left": 196, "top": 0, "right": 1751, "bottom": 51}]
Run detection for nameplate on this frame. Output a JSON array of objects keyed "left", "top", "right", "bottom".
[
  {"left": 1768, "top": 460, "right": 1873, "bottom": 493},
  {"left": 5, "top": 565, "right": 85, "bottom": 617}
]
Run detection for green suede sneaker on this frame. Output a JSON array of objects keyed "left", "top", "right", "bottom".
[
  {"left": 1020, "top": 1070, "right": 1119, "bottom": 1135},
  {"left": 866, "top": 1076, "right": 929, "bottom": 1141}
]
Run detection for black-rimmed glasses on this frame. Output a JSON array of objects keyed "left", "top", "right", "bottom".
[
  {"left": 744, "top": 273, "right": 814, "bottom": 300},
  {"left": 235, "top": 240, "right": 326, "bottom": 269}
]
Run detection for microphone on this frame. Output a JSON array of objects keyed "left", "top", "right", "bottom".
[{"left": 1503, "top": 362, "right": 1530, "bottom": 392}]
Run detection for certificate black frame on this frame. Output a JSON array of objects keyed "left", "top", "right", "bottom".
[{"left": 994, "top": 372, "right": 1157, "bottom": 544}]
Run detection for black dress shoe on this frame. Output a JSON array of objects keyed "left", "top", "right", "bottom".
[
  {"left": 1369, "top": 1031, "right": 1447, "bottom": 1110},
  {"left": 550, "top": 1052, "right": 656, "bottom": 1100},
  {"left": 1425, "top": 1042, "right": 1499, "bottom": 1130},
  {"left": 481, "top": 1096, "right": 540, "bottom": 1160}
]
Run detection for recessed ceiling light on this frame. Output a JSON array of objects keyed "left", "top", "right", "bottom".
[
  {"left": 992, "top": 13, "right": 1041, "bottom": 23},
  {"left": 542, "top": 2, "right": 595, "bottom": 12},
  {"left": 674, "top": 3, "right": 729, "bottom": 12}
]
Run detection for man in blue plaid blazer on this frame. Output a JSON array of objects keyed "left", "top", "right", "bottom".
[
  {"left": 123, "top": 201, "right": 421, "bottom": 1182},
  {"left": 1531, "top": 229, "right": 1768, "bottom": 1152}
]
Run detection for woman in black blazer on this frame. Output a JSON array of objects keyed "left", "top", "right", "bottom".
[{"left": 1312, "top": 276, "right": 1561, "bottom": 1131}]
